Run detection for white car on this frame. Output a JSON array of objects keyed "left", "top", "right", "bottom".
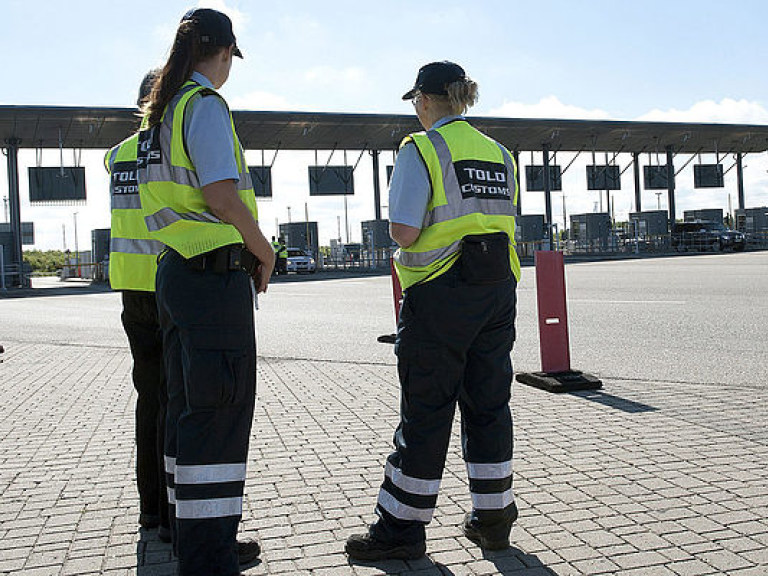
[{"left": 286, "top": 248, "right": 316, "bottom": 274}]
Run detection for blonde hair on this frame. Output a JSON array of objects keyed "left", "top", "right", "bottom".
[{"left": 429, "top": 77, "right": 478, "bottom": 115}]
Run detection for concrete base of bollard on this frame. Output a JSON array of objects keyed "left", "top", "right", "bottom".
[{"left": 516, "top": 370, "right": 602, "bottom": 393}]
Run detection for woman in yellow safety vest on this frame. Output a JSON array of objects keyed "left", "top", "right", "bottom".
[
  {"left": 137, "top": 8, "right": 273, "bottom": 576},
  {"left": 347, "top": 61, "right": 520, "bottom": 561}
]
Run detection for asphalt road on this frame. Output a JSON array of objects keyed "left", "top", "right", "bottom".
[{"left": 2, "top": 251, "right": 766, "bottom": 388}]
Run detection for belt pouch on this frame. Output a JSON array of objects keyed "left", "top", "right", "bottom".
[{"left": 459, "top": 232, "right": 511, "bottom": 285}]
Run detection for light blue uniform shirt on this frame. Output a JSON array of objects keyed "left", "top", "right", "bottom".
[
  {"left": 184, "top": 71, "right": 240, "bottom": 188},
  {"left": 388, "top": 115, "right": 464, "bottom": 228}
]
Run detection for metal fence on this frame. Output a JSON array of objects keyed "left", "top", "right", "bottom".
[{"left": 320, "top": 248, "right": 394, "bottom": 271}]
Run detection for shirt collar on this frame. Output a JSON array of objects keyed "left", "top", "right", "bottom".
[
  {"left": 431, "top": 115, "right": 465, "bottom": 130},
  {"left": 190, "top": 71, "right": 215, "bottom": 89}
]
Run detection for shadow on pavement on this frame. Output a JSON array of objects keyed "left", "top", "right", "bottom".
[
  {"left": 1, "top": 279, "right": 113, "bottom": 299},
  {"left": 347, "top": 545, "right": 553, "bottom": 575},
  {"left": 136, "top": 527, "right": 176, "bottom": 576},
  {"left": 571, "top": 388, "right": 657, "bottom": 413},
  {"left": 0, "top": 268, "right": 392, "bottom": 299},
  {"left": 269, "top": 267, "right": 390, "bottom": 283}
]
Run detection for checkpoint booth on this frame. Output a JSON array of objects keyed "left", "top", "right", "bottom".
[
  {"left": 361, "top": 219, "right": 394, "bottom": 268},
  {"left": 627, "top": 210, "right": 669, "bottom": 252},
  {"left": 684, "top": 208, "right": 723, "bottom": 224},
  {"left": 514, "top": 214, "right": 546, "bottom": 258},
  {"left": 735, "top": 207, "right": 768, "bottom": 247},
  {"left": 569, "top": 213, "right": 612, "bottom": 253}
]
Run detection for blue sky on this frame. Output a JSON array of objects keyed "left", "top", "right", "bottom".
[{"left": 3, "top": 0, "right": 768, "bottom": 249}]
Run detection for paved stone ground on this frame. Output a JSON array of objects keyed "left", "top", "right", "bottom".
[{"left": 1, "top": 338, "right": 767, "bottom": 575}]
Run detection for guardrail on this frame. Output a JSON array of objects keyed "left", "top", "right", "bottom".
[{"left": 60, "top": 261, "right": 108, "bottom": 282}]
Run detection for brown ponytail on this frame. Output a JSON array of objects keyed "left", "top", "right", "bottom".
[{"left": 142, "top": 20, "right": 221, "bottom": 126}]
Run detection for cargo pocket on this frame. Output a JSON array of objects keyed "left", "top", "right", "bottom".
[{"left": 182, "top": 327, "right": 255, "bottom": 409}]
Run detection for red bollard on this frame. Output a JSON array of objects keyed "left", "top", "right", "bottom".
[
  {"left": 517, "top": 250, "right": 602, "bottom": 393},
  {"left": 390, "top": 257, "right": 403, "bottom": 326},
  {"left": 377, "top": 257, "right": 402, "bottom": 344},
  {"left": 535, "top": 250, "right": 571, "bottom": 373}
]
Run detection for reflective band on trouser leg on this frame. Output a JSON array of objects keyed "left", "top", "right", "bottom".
[
  {"left": 375, "top": 461, "right": 441, "bottom": 523},
  {"left": 176, "top": 497, "right": 243, "bottom": 519},
  {"left": 165, "top": 456, "right": 177, "bottom": 505},
  {"left": 174, "top": 462, "right": 247, "bottom": 519},
  {"left": 466, "top": 460, "right": 515, "bottom": 510},
  {"left": 175, "top": 462, "right": 247, "bottom": 485},
  {"left": 377, "top": 489, "right": 435, "bottom": 523}
]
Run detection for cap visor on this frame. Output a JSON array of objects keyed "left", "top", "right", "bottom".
[
  {"left": 233, "top": 45, "right": 243, "bottom": 58},
  {"left": 402, "top": 88, "right": 418, "bottom": 100}
]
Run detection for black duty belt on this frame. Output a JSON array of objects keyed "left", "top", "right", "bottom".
[{"left": 183, "top": 244, "right": 259, "bottom": 275}]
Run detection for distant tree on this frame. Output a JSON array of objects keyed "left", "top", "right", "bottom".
[{"left": 23, "top": 250, "right": 68, "bottom": 275}]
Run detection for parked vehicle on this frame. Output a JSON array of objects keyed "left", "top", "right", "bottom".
[
  {"left": 671, "top": 221, "right": 746, "bottom": 252},
  {"left": 286, "top": 248, "right": 316, "bottom": 273}
]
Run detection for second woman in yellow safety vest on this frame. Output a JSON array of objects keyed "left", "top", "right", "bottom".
[{"left": 105, "top": 68, "right": 170, "bottom": 543}]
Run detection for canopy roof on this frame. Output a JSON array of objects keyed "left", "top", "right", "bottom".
[{"left": 2, "top": 105, "right": 768, "bottom": 155}]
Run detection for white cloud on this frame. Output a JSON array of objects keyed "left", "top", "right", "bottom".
[
  {"left": 304, "top": 66, "right": 367, "bottom": 88},
  {"left": 196, "top": 0, "right": 249, "bottom": 31},
  {"left": 637, "top": 98, "right": 768, "bottom": 124},
  {"left": 488, "top": 96, "right": 612, "bottom": 120},
  {"left": 229, "top": 91, "right": 296, "bottom": 111}
]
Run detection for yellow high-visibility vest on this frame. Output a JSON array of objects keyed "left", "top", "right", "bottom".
[
  {"left": 137, "top": 81, "right": 257, "bottom": 259},
  {"left": 105, "top": 134, "right": 163, "bottom": 291},
  {"left": 393, "top": 119, "right": 520, "bottom": 290}
]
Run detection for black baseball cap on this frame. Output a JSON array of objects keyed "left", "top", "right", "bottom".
[
  {"left": 402, "top": 61, "right": 466, "bottom": 100},
  {"left": 182, "top": 8, "right": 243, "bottom": 58}
]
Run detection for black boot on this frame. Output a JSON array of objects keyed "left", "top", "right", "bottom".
[
  {"left": 345, "top": 530, "right": 426, "bottom": 561},
  {"left": 462, "top": 501, "right": 519, "bottom": 550},
  {"left": 238, "top": 539, "right": 261, "bottom": 566}
]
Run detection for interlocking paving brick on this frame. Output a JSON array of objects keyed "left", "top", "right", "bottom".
[{"left": 1, "top": 336, "right": 768, "bottom": 575}]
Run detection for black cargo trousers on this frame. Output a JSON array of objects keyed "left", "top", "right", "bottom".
[
  {"left": 120, "top": 290, "right": 168, "bottom": 528},
  {"left": 156, "top": 249, "right": 257, "bottom": 576},
  {"left": 373, "top": 263, "right": 518, "bottom": 544}
]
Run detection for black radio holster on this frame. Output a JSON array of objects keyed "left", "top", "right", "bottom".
[{"left": 459, "top": 232, "right": 511, "bottom": 285}]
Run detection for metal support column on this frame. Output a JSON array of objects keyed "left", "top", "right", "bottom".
[
  {"left": 371, "top": 150, "right": 382, "bottom": 220},
  {"left": 542, "top": 144, "right": 553, "bottom": 249},
  {"left": 736, "top": 152, "right": 745, "bottom": 210},
  {"left": 4, "top": 138, "right": 23, "bottom": 286},
  {"left": 513, "top": 150, "right": 521, "bottom": 214},
  {"left": 665, "top": 145, "right": 676, "bottom": 226},
  {"left": 632, "top": 152, "right": 642, "bottom": 212}
]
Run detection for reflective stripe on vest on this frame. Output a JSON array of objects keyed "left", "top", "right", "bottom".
[
  {"left": 138, "top": 81, "right": 258, "bottom": 259},
  {"left": 110, "top": 237, "right": 166, "bottom": 255},
  {"left": 393, "top": 120, "right": 520, "bottom": 290},
  {"left": 106, "top": 133, "right": 161, "bottom": 292}
]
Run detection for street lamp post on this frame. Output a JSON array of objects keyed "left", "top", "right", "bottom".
[{"left": 73, "top": 212, "right": 79, "bottom": 277}]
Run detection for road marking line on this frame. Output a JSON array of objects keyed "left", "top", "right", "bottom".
[{"left": 571, "top": 299, "right": 686, "bottom": 305}]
